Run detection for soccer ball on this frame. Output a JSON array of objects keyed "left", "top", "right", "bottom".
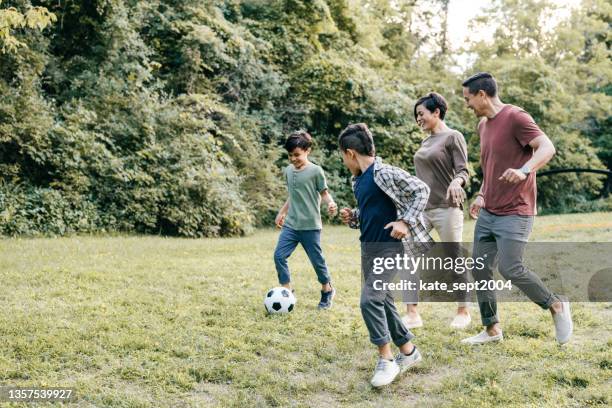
[{"left": 264, "top": 287, "right": 296, "bottom": 314}]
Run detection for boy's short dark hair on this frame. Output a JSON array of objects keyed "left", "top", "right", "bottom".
[
  {"left": 338, "top": 123, "right": 375, "bottom": 156},
  {"left": 414, "top": 92, "right": 448, "bottom": 120},
  {"left": 462, "top": 72, "right": 497, "bottom": 97},
  {"left": 284, "top": 130, "right": 312, "bottom": 152}
]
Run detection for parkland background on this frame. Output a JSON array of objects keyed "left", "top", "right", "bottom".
[{"left": 0, "top": 0, "right": 610, "bottom": 238}]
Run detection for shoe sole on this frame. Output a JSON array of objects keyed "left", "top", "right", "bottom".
[
  {"left": 461, "top": 337, "right": 503, "bottom": 345},
  {"left": 450, "top": 317, "right": 472, "bottom": 330},
  {"left": 371, "top": 370, "right": 401, "bottom": 387}
]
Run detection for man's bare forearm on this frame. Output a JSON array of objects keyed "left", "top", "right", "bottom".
[{"left": 525, "top": 135, "right": 556, "bottom": 172}]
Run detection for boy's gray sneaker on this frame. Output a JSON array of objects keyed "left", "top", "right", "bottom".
[
  {"left": 395, "top": 347, "right": 422, "bottom": 373},
  {"left": 318, "top": 286, "right": 335, "bottom": 310}
]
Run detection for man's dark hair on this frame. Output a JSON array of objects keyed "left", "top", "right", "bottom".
[
  {"left": 462, "top": 72, "right": 497, "bottom": 97},
  {"left": 338, "top": 123, "right": 375, "bottom": 156},
  {"left": 284, "top": 130, "right": 312, "bottom": 152},
  {"left": 414, "top": 92, "right": 448, "bottom": 121}
]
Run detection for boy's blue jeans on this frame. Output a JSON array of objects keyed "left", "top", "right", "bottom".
[{"left": 274, "top": 226, "right": 331, "bottom": 285}]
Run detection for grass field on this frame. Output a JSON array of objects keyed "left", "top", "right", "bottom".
[{"left": 1, "top": 212, "right": 611, "bottom": 407}]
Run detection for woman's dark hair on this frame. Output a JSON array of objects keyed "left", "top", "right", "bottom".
[
  {"left": 462, "top": 72, "right": 498, "bottom": 97},
  {"left": 284, "top": 130, "right": 312, "bottom": 152},
  {"left": 338, "top": 123, "right": 375, "bottom": 156},
  {"left": 413, "top": 92, "right": 448, "bottom": 121}
]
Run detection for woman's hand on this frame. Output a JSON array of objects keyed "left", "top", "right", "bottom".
[{"left": 446, "top": 179, "right": 467, "bottom": 205}]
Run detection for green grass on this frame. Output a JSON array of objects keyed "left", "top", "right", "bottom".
[{"left": 0, "top": 212, "right": 611, "bottom": 407}]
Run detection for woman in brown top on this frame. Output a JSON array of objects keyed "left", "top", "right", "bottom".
[{"left": 403, "top": 92, "right": 472, "bottom": 330}]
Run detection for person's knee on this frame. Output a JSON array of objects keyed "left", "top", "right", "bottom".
[
  {"left": 359, "top": 294, "right": 371, "bottom": 311},
  {"left": 273, "top": 249, "right": 286, "bottom": 264},
  {"left": 360, "top": 291, "right": 380, "bottom": 311},
  {"left": 471, "top": 265, "right": 490, "bottom": 280},
  {"left": 499, "top": 259, "right": 526, "bottom": 280}
]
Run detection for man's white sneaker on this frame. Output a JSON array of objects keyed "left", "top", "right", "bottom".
[
  {"left": 370, "top": 358, "right": 400, "bottom": 387},
  {"left": 402, "top": 314, "right": 423, "bottom": 329},
  {"left": 553, "top": 298, "right": 573, "bottom": 344},
  {"left": 461, "top": 330, "right": 503, "bottom": 345},
  {"left": 395, "top": 347, "right": 422, "bottom": 374},
  {"left": 450, "top": 314, "right": 472, "bottom": 329}
]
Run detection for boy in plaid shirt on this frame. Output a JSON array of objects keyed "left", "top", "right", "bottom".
[{"left": 338, "top": 123, "right": 433, "bottom": 387}]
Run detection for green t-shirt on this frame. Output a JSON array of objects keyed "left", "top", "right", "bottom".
[{"left": 284, "top": 163, "right": 328, "bottom": 230}]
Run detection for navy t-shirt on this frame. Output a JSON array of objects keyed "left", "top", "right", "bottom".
[{"left": 354, "top": 163, "right": 400, "bottom": 243}]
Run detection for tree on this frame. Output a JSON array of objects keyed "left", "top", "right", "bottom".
[{"left": 0, "top": 0, "right": 55, "bottom": 52}]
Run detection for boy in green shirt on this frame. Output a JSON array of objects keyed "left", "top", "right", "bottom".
[{"left": 274, "top": 131, "right": 338, "bottom": 309}]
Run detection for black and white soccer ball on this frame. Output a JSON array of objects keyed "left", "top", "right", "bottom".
[{"left": 264, "top": 287, "right": 296, "bottom": 314}]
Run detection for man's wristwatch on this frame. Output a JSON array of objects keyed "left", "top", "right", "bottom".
[{"left": 519, "top": 164, "right": 531, "bottom": 175}]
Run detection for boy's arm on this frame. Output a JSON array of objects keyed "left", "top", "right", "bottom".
[
  {"left": 392, "top": 168, "right": 430, "bottom": 226},
  {"left": 275, "top": 199, "right": 289, "bottom": 228},
  {"left": 339, "top": 207, "right": 360, "bottom": 229},
  {"left": 320, "top": 190, "right": 338, "bottom": 216}
]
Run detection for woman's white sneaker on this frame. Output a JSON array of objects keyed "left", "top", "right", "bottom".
[
  {"left": 461, "top": 330, "right": 503, "bottom": 345},
  {"left": 402, "top": 314, "right": 423, "bottom": 329},
  {"left": 370, "top": 358, "right": 400, "bottom": 387},
  {"left": 450, "top": 314, "right": 471, "bottom": 329}
]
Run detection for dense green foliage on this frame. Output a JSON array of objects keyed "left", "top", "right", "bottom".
[{"left": 0, "top": 0, "right": 609, "bottom": 236}]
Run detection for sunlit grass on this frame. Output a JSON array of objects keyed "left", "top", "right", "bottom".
[{"left": 0, "top": 212, "right": 610, "bottom": 407}]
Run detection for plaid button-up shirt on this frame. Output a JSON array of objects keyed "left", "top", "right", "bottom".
[{"left": 348, "top": 157, "right": 434, "bottom": 256}]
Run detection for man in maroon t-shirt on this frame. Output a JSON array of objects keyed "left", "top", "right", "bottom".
[{"left": 460, "top": 72, "right": 573, "bottom": 345}]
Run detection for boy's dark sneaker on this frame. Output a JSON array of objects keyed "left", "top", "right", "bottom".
[{"left": 318, "top": 285, "right": 336, "bottom": 310}]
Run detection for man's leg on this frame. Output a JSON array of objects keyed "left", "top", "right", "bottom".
[
  {"left": 273, "top": 227, "right": 300, "bottom": 287},
  {"left": 496, "top": 242, "right": 558, "bottom": 308},
  {"left": 494, "top": 214, "right": 573, "bottom": 343},
  {"left": 461, "top": 210, "right": 506, "bottom": 344},
  {"left": 471, "top": 210, "right": 500, "bottom": 328},
  {"left": 495, "top": 215, "right": 557, "bottom": 307}
]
